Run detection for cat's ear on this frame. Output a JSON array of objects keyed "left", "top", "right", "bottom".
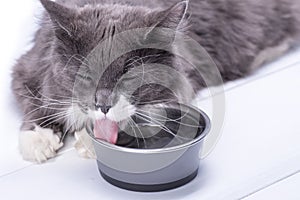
[
  {"left": 40, "top": 0, "right": 76, "bottom": 39},
  {"left": 144, "top": 1, "right": 189, "bottom": 45},
  {"left": 155, "top": 1, "right": 189, "bottom": 30}
]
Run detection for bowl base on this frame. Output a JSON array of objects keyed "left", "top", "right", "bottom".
[{"left": 99, "top": 169, "right": 198, "bottom": 192}]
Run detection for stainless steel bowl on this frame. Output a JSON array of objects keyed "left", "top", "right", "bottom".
[{"left": 87, "top": 104, "right": 210, "bottom": 192}]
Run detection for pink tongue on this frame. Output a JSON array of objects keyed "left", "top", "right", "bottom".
[{"left": 93, "top": 119, "right": 118, "bottom": 144}]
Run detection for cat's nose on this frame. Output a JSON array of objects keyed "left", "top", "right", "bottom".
[{"left": 95, "top": 104, "right": 112, "bottom": 114}]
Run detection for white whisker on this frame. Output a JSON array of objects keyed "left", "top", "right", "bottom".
[
  {"left": 39, "top": 113, "right": 71, "bottom": 128},
  {"left": 134, "top": 112, "right": 186, "bottom": 141},
  {"left": 137, "top": 109, "right": 202, "bottom": 128},
  {"left": 127, "top": 120, "right": 139, "bottom": 146},
  {"left": 24, "top": 111, "right": 69, "bottom": 123}
]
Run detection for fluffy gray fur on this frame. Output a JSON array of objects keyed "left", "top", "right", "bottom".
[{"left": 11, "top": 0, "right": 300, "bottom": 161}]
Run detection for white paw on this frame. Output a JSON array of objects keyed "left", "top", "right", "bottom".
[
  {"left": 74, "top": 128, "right": 96, "bottom": 159},
  {"left": 19, "top": 126, "right": 64, "bottom": 163}
]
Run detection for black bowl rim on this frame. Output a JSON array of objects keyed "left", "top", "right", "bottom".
[{"left": 87, "top": 104, "right": 211, "bottom": 154}]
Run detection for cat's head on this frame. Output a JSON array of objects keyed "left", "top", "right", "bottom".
[{"left": 40, "top": 0, "right": 195, "bottom": 143}]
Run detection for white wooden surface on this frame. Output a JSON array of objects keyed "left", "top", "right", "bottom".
[{"left": 0, "top": 1, "right": 299, "bottom": 199}]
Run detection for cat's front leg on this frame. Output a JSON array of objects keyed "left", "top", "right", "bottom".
[
  {"left": 74, "top": 128, "right": 96, "bottom": 159},
  {"left": 19, "top": 122, "right": 64, "bottom": 163}
]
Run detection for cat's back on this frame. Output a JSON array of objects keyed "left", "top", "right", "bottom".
[
  {"left": 57, "top": 0, "right": 300, "bottom": 12},
  {"left": 57, "top": 0, "right": 183, "bottom": 9},
  {"left": 57, "top": 0, "right": 300, "bottom": 37}
]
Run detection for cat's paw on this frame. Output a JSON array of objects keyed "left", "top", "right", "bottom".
[
  {"left": 74, "top": 129, "right": 96, "bottom": 159},
  {"left": 19, "top": 126, "right": 64, "bottom": 163}
]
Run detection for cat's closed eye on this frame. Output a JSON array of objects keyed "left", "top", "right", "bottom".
[
  {"left": 76, "top": 69, "right": 93, "bottom": 82},
  {"left": 122, "top": 66, "right": 130, "bottom": 74}
]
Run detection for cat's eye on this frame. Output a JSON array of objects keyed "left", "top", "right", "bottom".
[
  {"left": 124, "top": 57, "right": 141, "bottom": 73},
  {"left": 76, "top": 72, "right": 93, "bottom": 81},
  {"left": 123, "top": 66, "right": 129, "bottom": 74}
]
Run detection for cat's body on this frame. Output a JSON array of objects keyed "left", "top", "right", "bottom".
[
  {"left": 12, "top": 0, "right": 300, "bottom": 162},
  {"left": 58, "top": 0, "right": 300, "bottom": 81}
]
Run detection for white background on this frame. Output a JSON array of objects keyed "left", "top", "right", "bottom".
[{"left": 0, "top": 0, "right": 300, "bottom": 199}]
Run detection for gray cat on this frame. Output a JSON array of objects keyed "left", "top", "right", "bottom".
[{"left": 12, "top": 0, "right": 300, "bottom": 163}]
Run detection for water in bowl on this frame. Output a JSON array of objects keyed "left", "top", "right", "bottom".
[{"left": 116, "top": 106, "right": 206, "bottom": 149}]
